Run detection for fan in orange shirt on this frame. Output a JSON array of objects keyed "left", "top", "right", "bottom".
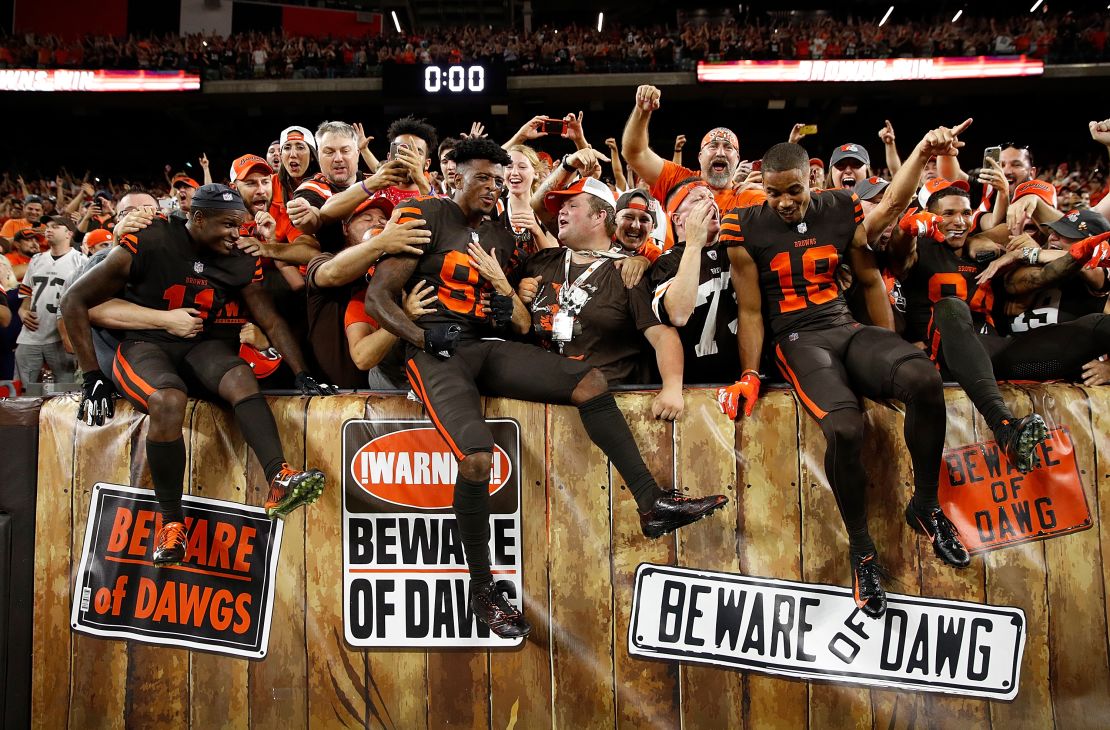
[{"left": 621, "top": 84, "right": 765, "bottom": 236}]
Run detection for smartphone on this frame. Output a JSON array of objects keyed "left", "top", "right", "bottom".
[
  {"left": 983, "top": 145, "right": 1001, "bottom": 169},
  {"left": 389, "top": 141, "right": 410, "bottom": 160},
  {"left": 799, "top": 124, "right": 818, "bottom": 136},
  {"left": 751, "top": 160, "right": 762, "bottom": 172},
  {"left": 539, "top": 117, "right": 568, "bottom": 136}
]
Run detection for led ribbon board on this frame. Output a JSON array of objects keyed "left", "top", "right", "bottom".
[
  {"left": 698, "top": 56, "right": 1044, "bottom": 83},
  {"left": 0, "top": 69, "right": 201, "bottom": 92}
]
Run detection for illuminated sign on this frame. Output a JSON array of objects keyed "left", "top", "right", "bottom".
[
  {"left": 0, "top": 69, "right": 200, "bottom": 92},
  {"left": 698, "top": 56, "right": 1044, "bottom": 83}
]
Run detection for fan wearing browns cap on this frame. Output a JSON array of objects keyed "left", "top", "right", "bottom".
[
  {"left": 621, "top": 86, "right": 765, "bottom": 229},
  {"left": 62, "top": 183, "right": 337, "bottom": 568},
  {"left": 6, "top": 227, "right": 42, "bottom": 281},
  {"left": 826, "top": 143, "right": 872, "bottom": 190},
  {"left": 366, "top": 138, "right": 728, "bottom": 639}
]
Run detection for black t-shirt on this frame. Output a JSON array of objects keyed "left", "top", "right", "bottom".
[
  {"left": 649, "top": 241, "right": 740, "bottom": 384},
  {"left": 293, "top": 173, "right": 351, "bottom": 255},
  {"left": 397, "top": 196, "right": 523, "bottom": 340},
  {"left": 999, "top": 277, "right": 1108, "bottom": 336},
  {"left": 721, "top": 189, "right": 863, "bottom": 341},
  {"left": 901, "top": 237, "right": 996, "bottom": 347},
  {"left": 524, "top": 248, "right": 659, "bottom": 385},
  {"left": 118, "top": 217, "right": 262, "bottom": 343}
]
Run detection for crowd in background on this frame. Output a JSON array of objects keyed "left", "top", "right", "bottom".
[{"left": 1, "top": 9, "right": 1108, "bottom": 79}]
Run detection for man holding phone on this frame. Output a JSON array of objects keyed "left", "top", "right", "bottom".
[{"left": 375, "top": 115, "right": 437, "bottom": 206}]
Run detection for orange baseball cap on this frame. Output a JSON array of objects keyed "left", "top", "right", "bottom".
[
  {"left": 543, "top": 177, "right": 616, "bottom": 214},
  {"left": 172, "top": 173, "right": 200, "bottom": 189},
  {"left": 230, "top": 154, "right": 274, "bottom": 182},
  {"left": 917, "top": 177, "right": 970, "bottom": 208},
  {"left": 84, "top": 229, "right": 114, "bottom": 249}
]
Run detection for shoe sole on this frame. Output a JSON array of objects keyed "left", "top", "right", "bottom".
[
  {"left": 643, "top": 497, "right": 729, "bottom": 540},
  {"left": 266, "top": 471, "right": 326, "bottom": 519},
  {"left": 1013, "top": 415, "right": 1049, "bottom": 474}
]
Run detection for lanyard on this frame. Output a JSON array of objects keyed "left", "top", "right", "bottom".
[{"left": 559, "top": 249, "right": 607, "bottom": 314}]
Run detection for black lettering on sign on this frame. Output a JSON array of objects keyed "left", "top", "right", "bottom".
[
  {"left": 945, "top": 454, "right": 965, "bottom": 486},
  {"left": 963, "top": 451, "right": 984, "bottom": 483},
  {"left": 771, "top": 595, "right": 795, "bottom": 660},
  {"left": 685, "top": 585, "right": 711, "bottom": 647},
  {"left": 880, "top": 608, "right": 909, "bottom": 671},
  {"left": 406, "top": 580, "right": 429, "bottom": 638},
  {"left": 935, "top": 615, "right": 965, "bottom": 679},
  {"left": 968, "top": 618, "right": 992, "bottom": 681},
  {"left": 742, "top": 593, "right": 766, "bottom": 654},
  {"left": 659, "top": 580, "right": 685, "bottom": 643},
  {"left": 715, "top": 588, "right": 747, "bottom": 651},
  {"left": 797, "top": 597, "right": 819, "bottom": 662}
]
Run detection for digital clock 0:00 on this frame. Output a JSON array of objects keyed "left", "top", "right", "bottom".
[{"left": 424, "top": 65, "right": 486, "bottom": 93}]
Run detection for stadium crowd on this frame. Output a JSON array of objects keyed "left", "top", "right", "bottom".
[
  {"left": 4, "top": 86, "right": 1110, "bottom": 630},
  {"left": 2, "top": 9, "right": 1108, "bottom": 78}
]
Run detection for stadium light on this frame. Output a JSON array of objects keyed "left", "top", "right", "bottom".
[
  {"left": 391, "top": 10, "right": 402, "bottom": 33},
  {"left": 879, "top": 6, "right": 894, "bottom": 27},
  {"left": 597, "top": 12, "right": 604, "bottom": 33},
  {"left": 952, "top": 9, "right": 963, "bottom": 22},
  {"left": 1029, "top": 0, "right": 1043, "bottom": 10}
]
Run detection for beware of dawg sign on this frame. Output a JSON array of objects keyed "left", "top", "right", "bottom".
[
  {"left": 630, "top": 564, "right": 1026, "bottom": 700},
  {"left": 342, "top": 419, "right": 523, "bottom": 647},
  {"left": 71, "top": 483, "right": 283, "bottom": 659}
]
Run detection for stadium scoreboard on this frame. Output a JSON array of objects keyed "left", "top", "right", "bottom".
[{"left": 382, "top": 63, "right": 508, "bottom": 97}]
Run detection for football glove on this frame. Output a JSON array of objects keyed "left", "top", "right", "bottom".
[
  {"left": 424, "top": 323, "right": 462, "bottom": 358},
  {"left": 486, "top": 293, "right": 515, "bottom": 329},
  {"left": 898, "top": 209, "right": 946, "bottom": 243},
  {"left": 294, "top": 372, "right": 339, "bottom": 395},
  {"left": 79, "top": 369, "right": 117, "bottom": 426},
  {"left": 717, "top": 371, "right": 760, "bottom": 420}
]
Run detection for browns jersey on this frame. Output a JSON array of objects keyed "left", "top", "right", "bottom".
[
  {"left": 900, "top": 237, "right": 996, "bottom": 354},
  {"left": 720, "top": 189, "right": 864, "bottom": 341},
  {"left": 649, "top": 242, "right": 739, "bottom": 384},
  {"left": 118, "top": 217, "right": 262, "bottom": 343},
  {"left": 396, "top": 196, "right": 522, "bottom": 339},
  {"left": 292, "top": 173, "right": 349, "bottom": 254},
  {"left": 524, "top": 248, "right": 660, "bottom": 385},
  {"left": 1000, "top": 281, "right": 1107, "bottom": 335}
]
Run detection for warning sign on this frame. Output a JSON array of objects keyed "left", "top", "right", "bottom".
[
  {"left": 939, "top": 428, "right": 1091, "bottom": 554},
  {"left": 70, "top": 483, "right": 283, "bottom": 659},
  {"left": 342, "top": 419, "right": 523, "bottom": 648}
]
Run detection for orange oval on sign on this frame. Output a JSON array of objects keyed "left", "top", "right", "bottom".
[{"left": 349, "top": 427, "right": 511, "bottom": 509}]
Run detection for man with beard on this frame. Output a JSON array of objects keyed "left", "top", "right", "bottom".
[
  {"left": 621, "top": 86, "right": 764, "bottom": 221},
  {"left": 0, "top": 195, "right": 43, "bottom": 242},
  {"left": 62, "top": 184, "right": 336, "bottom": 566},
  {"left": 720, "top": 136, "right": 972, "bottom": 620},
  {"left": 366, "top": 138, "right": 727, "bottom": 639},
  {"left": 6, "top": 227, "right": 42, "bottom": 281},
  {"left": 649, "top": 181, "right": 739, "bottom": 384}
]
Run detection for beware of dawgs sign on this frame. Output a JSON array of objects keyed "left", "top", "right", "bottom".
[
  {"left": 630, "top": 564, "right": 1026, "bottom": 700},
  {"left": 70, "top": 484, "right": 283, "bottom": 659},
  {"left": 342, "top": 419, "right": 523, "bottom": 647}
]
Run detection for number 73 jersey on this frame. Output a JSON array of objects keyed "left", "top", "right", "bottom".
[
  {"left": 720, "top": 189, "right": 864, "bottom": 341},
  {"left": 396, "top": 196, "right": 522, "bottom": 338}
]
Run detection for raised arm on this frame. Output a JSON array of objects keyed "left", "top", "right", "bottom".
[{"left": 621, "top": 85, "right": 667, "bottom": 186}]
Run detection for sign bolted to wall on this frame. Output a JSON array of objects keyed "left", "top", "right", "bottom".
[
  {"left": 342, "top": 418, "right": 524, "bottom": 648},
  {"left": 70, "top": 483, "right": 284, "bottom": 659}
]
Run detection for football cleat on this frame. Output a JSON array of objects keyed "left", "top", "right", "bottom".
[
  {"left": 470, "top": 580, "right": 531, "bottom": 639},
  {"left": 640, "top": 490, "right": 729, "bottom": 539},
  {"left": 153, "top": 521, "right": 188, "bottom": 566},
  {"left": 265, "top": 464, "right": 326, "bottom": 519},
  {"left": 993, "top": 414, "right": 1048, "bottom": 474},
  {"left": 906, "top": 503, "right": 971, "bottom": 568},
  {"left": 851, "top": 552, "right": 887, "bottom": 619}
]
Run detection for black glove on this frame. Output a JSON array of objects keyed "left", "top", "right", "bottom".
[
  {"left": 423, "top": 323, "right": 462, "bottom": 358},
  {"left": 487, "top": 293, "right": 515, "bottom": 329},
  {"left": 294, "top": 372, "right": 339, "bottom": 395},
  {"left": 79, "top": 369, "right": 117, "bottom": 426}
]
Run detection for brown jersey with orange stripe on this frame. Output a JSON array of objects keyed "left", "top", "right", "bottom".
[
  {"left": 900, "top": 237, "right": 996, "bottom": 354},
  {"left": 719, "top": 189, "right": 864, "bottom": 340},
  {"left": 118, "top": 217, "right": 263, "bottom": 343},
  {"left": 397, "top": 196, "right": 522, "bottom": 339}
]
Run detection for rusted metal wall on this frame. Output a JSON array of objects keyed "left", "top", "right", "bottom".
[{"left": 29, "top": 386, "right": 1110, "bottom": 729}]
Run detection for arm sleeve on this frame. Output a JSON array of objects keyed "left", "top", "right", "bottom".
[
  {"left": 718, "top": 207, "right": 746, "bottom": 248},
  {"left": 305, "top": 252, "right": 336, "bottom": 292}
]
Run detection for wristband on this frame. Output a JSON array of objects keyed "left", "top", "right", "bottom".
[
  {"left": 360, "top": 178, "right": 372, "bottom": 196},
  {"left": 1012, "top": 180, "right": 1057, "bottom": 209},
  {"left": 560, "top": 155, "right": 576, "bottom": 174},
  {"left": 1021, "top": 246, "right": 1040, "bottom": 265},
  {"left": 741, "top": 369, "right": 760, "bottom": 378}
]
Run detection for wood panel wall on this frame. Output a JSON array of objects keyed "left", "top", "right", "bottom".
[{"left": 30, "top": 386, "right": 1110, "bottom": 729}]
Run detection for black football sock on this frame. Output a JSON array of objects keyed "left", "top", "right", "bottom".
[
  {"left": 454, "top": 474, "right": 493, "bottom": 585},
  {"left": 147, "top": 437, "right": 186, "bottom": 524},
  {"left": 232, "top": 393, "right": 286, "bottom": 483},
  {"left": 577, "top": 393, "right": 662, "bottom": 512},
  {"left": 889, "top": 357, "right": 946, "bottom": 515},
  {"left": 817, "top": 409, "right": 875, "bottom": 557},
  {"left": 933, "top": 298, "right": 1012, "bottom": 432}
]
